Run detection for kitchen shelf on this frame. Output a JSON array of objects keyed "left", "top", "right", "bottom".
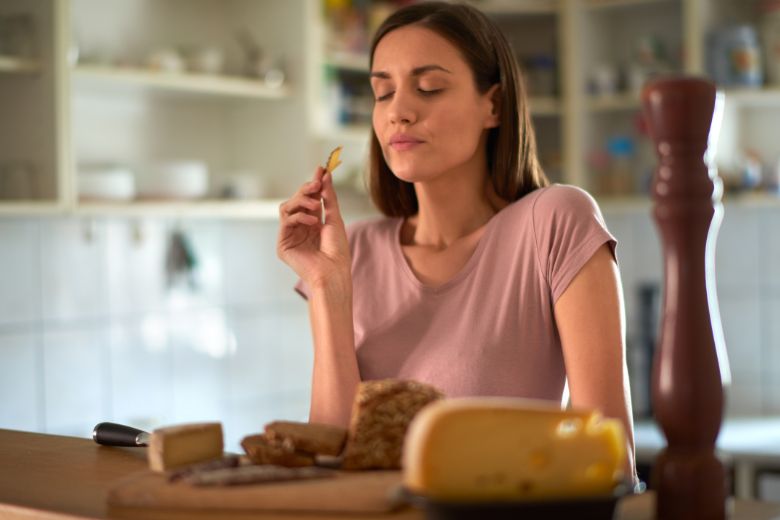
[
  {"left": 0, "top": 55, "right": 41, "bottom": 74},
  {"left": 72, "top": 65, "right": 291, "bottom": 100},
  {"left": 0, "top": 202, "right": 64, "bottom": 216},
  {"left": 722, "top": 88, "right": 780, "bottom": 108},
  {"left": 597, "top": 195, "right": 652, "bottom": 213},
  {"left": 586, "top": 0, "right": 675, "bottom": 11},
  {"left": 325, "top": 52, "right": 369, "bottom": 73},
  {"left": 470, "top": 0, "right": 559, "bottom": 15},
  {"left": 73, "top": 199, "right": 287, "bottom": 220},
  {"left": 586, "top": 93, "right": 642, "bottom": 112}
]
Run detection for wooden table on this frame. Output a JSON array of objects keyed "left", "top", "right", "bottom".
[{"left": 3, "top": 429, "right": 780, "bottom": 520}]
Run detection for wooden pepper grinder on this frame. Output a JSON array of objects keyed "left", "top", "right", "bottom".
[{"left": 641, "top": 77, "right": 731, "bottom": 519}]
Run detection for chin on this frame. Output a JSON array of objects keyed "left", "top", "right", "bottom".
[{"left": 387, "top": 159, "right": 437, "bottom": 184}]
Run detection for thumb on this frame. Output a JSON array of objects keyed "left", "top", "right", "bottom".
[{"left": 320, "top": 170, "right": 343, "bottom": 225}]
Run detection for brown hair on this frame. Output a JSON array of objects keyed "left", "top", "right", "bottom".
[{"left": 367, "top": 1, "right": 548, "bottom": 217}]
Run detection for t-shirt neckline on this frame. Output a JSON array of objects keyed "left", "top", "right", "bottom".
[{"left": 391, "top": 209, "right": 505, "bottom": 293}]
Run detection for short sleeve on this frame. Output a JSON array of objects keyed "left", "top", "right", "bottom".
[{"left": 532, "top": 185, "right": 617, "bottom": 304}]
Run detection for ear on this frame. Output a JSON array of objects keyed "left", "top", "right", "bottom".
[{"left": 483, "top": 83, "right": 501, "bottom": 129}]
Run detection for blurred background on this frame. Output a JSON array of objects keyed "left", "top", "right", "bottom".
[{"left": 0, "top": 0, "right": 779, "bottom": 498}]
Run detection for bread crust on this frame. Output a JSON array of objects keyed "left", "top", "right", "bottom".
[
  {"left": 265, "top": 421, "right": 347, "bottom": 456},
  {"left": 341, "top": 379, "right": 444, "bottom": 470}
]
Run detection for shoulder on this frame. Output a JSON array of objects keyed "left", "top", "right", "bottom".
[
  {"left": 494, "top": 184, "right": 602, "bottom": 230},
  {"left": 531, "top": 184, "right": 602, "bottom": 219}
]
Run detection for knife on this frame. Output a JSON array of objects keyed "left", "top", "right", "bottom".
[{"left": 93, "top": 422, "right": 150, "bottom": 447}]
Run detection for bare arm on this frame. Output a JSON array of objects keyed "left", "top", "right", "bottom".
[
  {"left": 553, "top": 244, "right": 637, "bottom": 483},
  {"left": 307, "top": 275, "right": 361, "bottom": 427},
  {"left": 277, "top": 167, "right": 360, "bottom": 427}
]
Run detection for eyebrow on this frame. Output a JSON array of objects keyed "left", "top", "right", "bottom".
[{"left": 369, "top": 64, "right": 452, "bottom": 79}]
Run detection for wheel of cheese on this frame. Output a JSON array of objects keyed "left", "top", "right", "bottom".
[{"left": 402, "top": 397, "right": 626, "bottom": 501}]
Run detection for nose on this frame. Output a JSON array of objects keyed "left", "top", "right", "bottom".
[{"left": 387, "top": 88, "right": 417, "bottom": 126}]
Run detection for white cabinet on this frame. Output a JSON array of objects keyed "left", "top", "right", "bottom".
[
  {"left": 0, "top": 0, "right": 778, "bottom": 218},
  {"left": 313, "top": 0, "right": 780, "bottom": 209},
  {"left": 0, "top": 0, "right": 67, "bottom": 214},
  {"left": 68, "top": 0, "right": 314, "bottom": 218}
]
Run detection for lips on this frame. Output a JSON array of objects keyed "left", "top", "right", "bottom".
[{"left": 389, "top": 133, "right": 424, "bottom": 151}]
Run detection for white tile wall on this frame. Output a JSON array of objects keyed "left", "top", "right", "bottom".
[
  {"left": 764, "top": 212, "right": 780, "bottom": 289},
  {"left": 763, "top": 297, "right": 780, "bottom": 414},
  {"left": 105, "top": 219, "right": 169, "bottom": 316},
  {"left": 169, "top": 308, "right": 228, "bottom": 423},
  {"left": 725, "top": 376, "right": 764, "bottom": 416},
  {"left": 716, "top": 205, "right": 761, "bottom": 298},
  {"left": 0, "top": 331, "right": 39, "bottom": 431},
  {"left": 0, "top": 202, "right": 777, "bottom": 443},
  {"left": 40, "top": 219, "right": 109, "bottom": 322},
  {"left": 42, "top": 325, "right": 108, "bottom": 437},
  {"left": 0, "top": 220, "right": 40, "bottom": 326},
  {"left": 225, "top": 305, "right": 312, "bottom": 404},
  {"left": 628, "top": 212, "right": 663, "bottom": 287},
  {"left": 177, "top": 221, "right": 225, "bottom": 308},
  {"left": 108, "top": 315, "right": 173, "bottom": 431},
  {"left": 223, "top": 221, "right": 299, "bottom": 307},
  {"left": 720, "top": 296, "right": 763, "bottom": 380}
]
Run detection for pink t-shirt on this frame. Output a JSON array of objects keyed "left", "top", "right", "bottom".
[{"left": 296, "top": 184, "right": 616, "bottom": 402}]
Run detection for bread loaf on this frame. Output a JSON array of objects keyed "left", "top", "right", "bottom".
[
  {"left": 265, "top": 421, "right": 347, "bottom": 456},
  {"left": 341, "top": 379, "right": 444, "bottom": 470},
  {"left": 240, "top": 433, "right": 315, "bottom": 467}
]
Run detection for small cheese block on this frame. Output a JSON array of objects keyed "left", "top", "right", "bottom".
[
  {"left": 402, "top": 398, "right": 626, "bottom": 501},
  {"left": 148, "top": 422, "right": 224, "bottom": 472}
]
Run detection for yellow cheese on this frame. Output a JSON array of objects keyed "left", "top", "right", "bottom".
[
  {"left": 324, "top": 146, "right": 342, "bottom": 173},
  {"left": 402, "top": 398, "right": 626, "bottom": 501},
  {"left": 148, "top": 422, "right": 224, "bottom": 472}
]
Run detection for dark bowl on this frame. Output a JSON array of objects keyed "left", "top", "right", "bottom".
[{"left": 399, "top": 483, "right": 634, "bottom": 520}]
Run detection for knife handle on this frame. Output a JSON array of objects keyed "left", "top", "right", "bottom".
[{"left": 93, "top": 422, "right": 150, "bottom": 447}]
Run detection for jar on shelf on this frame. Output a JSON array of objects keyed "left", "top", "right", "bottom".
[
  {"left": 523, "top": 54, "right": 557, "bottom": 97},
  {"left": 604, "top": 136, "right": 636, "bottom": 196},
  {"left": 706, "top": 25, "right": 763, "bottom": 88}
]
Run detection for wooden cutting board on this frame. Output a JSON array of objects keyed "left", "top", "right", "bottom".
[{"left": 107, "top": 469, "right": 408, "bottom": 516}]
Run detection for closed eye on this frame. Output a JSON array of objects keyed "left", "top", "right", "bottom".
[{"left": 375, "top": 88, "right": 443, "bottom": 102}]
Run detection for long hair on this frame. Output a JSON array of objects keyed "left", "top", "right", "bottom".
[{"left": 368, "top": 1, "right": 549, "bottom": 217}]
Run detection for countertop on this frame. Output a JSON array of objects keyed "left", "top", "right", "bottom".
[
  {"left": 2, "top": 428, "right": 780, "bottom": 520},
  {"left": 635, "top": 416, "right": 780, "bottom": 499}
]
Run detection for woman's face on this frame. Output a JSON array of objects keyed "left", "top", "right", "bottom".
[{"left": 370, "top": 25, "right": 499, "bottom": 184}]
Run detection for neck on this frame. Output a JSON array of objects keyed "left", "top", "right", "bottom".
[{"left": 409, "top": 151, "right": 506, "bottom": 249}]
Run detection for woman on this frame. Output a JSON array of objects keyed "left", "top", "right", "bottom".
[{"left": 278, "top": 2, "right": 636, "bottom": 479}]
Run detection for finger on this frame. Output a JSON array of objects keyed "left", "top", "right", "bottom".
[
  {"left": 281, "top": 210, "right": 320, "bottom": 230},
  {"left": 279, "top": 193, "right": 322, "bottom": 217},
  {"left": 296, "top": 167, "right": 326, "bottom": 197},
  {"left": 320, "top": 170, "right": 343, "bottom": 225},
  {"left": 300, "top": 178, "right": 322, "bottom": 196}
]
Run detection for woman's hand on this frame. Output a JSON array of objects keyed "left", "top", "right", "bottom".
[{"left": 277, "top": 167, "right": 350, "bottom": 290}]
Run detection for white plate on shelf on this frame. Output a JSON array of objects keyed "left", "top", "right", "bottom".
[
  {"left": 78, "top": 165, "right": 135, "bottom": 201},
  {"left": 136, "top": 161, "right": 209, "bottom": 200}
]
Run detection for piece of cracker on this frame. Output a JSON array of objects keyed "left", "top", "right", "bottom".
[{"left": 325, "top": 146, "right": 343, "bottom": 173}]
